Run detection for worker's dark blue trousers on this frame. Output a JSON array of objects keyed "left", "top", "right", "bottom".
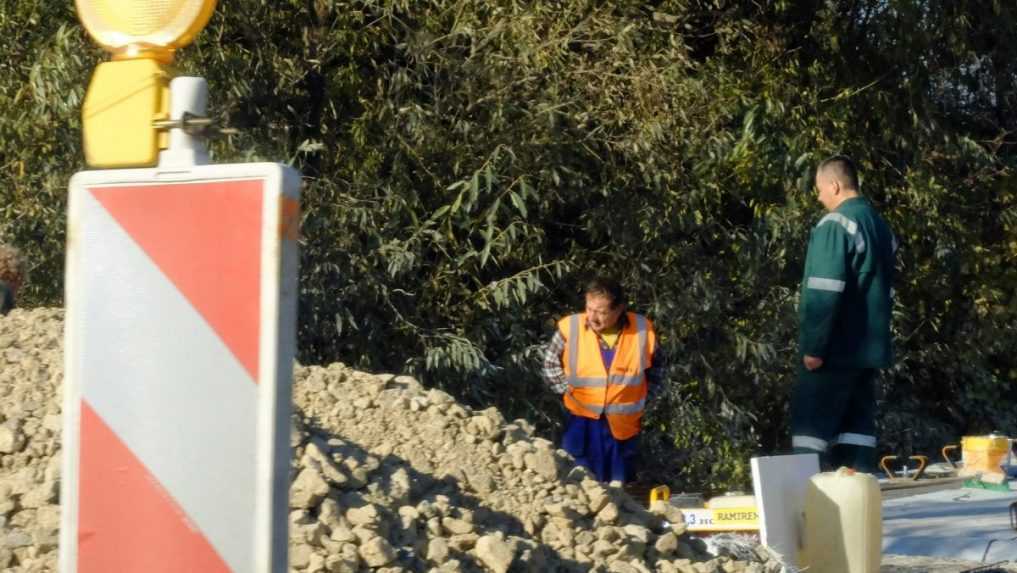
[{"left": 561, "top": 413, "right": 638, "bottom": 483}]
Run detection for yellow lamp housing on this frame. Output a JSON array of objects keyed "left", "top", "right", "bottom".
[
  {"left": 82, "top": 59, "right": 170, "bottom": 168},
  {"left": 75, "top": 0, "right": 218, "bottom": 61},
  {"left": 75, "top": 0, "right": 217, "bottom": 167}
]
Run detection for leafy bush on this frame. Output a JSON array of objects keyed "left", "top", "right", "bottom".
[{"left": 2, "top": 0, "right": 1014, "bottom": 491}]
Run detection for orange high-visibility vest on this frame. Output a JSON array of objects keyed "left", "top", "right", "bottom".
[{"left": 559, "top": 312, "right": 656, "bottom": 440}]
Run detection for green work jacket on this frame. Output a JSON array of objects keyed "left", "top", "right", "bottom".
[{"left": 799, "top": 197, "right": 896, "bottom": 369}]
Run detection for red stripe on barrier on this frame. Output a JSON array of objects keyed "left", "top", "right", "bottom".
[
  {"left": 91, "top": 181, "right": 263, "bottom": 382},
  {"left": 78, "top": 401, "right": 231, "bottom": 573}
]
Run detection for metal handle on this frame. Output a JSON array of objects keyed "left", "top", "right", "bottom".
[
  {"left": 943, "top": 444, "right": 959, "bottom": 468},
  {"left": 880, "top": 455, "right": 898, "bottom": 481},
  {"left": 909, "top": 455, "right": 928, "bottom": 480},
  {"left": 880, "top": 455, "right": 928, "bottom": 481}
]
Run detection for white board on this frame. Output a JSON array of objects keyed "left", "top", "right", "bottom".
[
  {"left": 751, "top": 453, "right": 820, "bottom": 566},
  {"left": 61, "top": 163, "right": 300, "bottom": 573}
]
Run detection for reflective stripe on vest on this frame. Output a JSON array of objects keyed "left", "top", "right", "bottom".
[
  {"left": 605, "top": 398, "right": 645, "bottom": 415},
  {"left": 566, "top": 314, "right": 582, "bottom": 385},
  {"left": 562, "top": 396, "right": 646, "bottom": 416},
  {"left": 565, "top": 314, "right": 647, "bottom": 388}
]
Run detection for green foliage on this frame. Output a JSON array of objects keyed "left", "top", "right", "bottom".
[{"left": 2, "top": 0, "right": 1015, "bottom": 491}]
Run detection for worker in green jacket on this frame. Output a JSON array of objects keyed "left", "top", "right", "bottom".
[{"left": 791, "top": 155, "right": 896, "bottom": 472}]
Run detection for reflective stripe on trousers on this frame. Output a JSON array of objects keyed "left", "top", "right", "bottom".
[{"left": 792, "top": 435, "right": 828, "bottom": 452}]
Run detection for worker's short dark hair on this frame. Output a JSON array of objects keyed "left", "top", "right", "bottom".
[
  {"left": 584, "top": 276, "right": 626, "bottom": 309},
  {"left": 818, "top": 155, "right": 860, "bottom": 191}
]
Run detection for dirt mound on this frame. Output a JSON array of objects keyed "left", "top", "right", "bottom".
[{"left": 0, "top": 307, "right": 790, "bottom": 572}]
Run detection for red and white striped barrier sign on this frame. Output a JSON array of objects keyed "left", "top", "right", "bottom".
[{"left": 60, "top": 163, "right": 300, "bottom": 573}]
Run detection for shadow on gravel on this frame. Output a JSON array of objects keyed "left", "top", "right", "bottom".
[{"left": 297, "top": 413, "right": 597, "bottom": 573}]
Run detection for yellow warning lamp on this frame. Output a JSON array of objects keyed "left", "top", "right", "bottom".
[{"left": 77, "top": 0, "right": 217, "bottom": 168}]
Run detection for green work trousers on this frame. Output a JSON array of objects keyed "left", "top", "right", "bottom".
[{"left": 790, "top": 366, "right": 878, "bottom": 472}]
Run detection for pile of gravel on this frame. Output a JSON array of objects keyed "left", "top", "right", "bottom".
[
  {"left": 0, "top": 308, "right": 63, "bottom": 572},
  {"left": 0, "top": 307, "right": 791, "bottom": 572}
]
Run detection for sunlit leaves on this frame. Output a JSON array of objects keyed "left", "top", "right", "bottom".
[{"left": 1, "top": 0, "right": 1014, "bottom": 491}]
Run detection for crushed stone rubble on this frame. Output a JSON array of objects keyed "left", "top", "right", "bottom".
[{"left": 0, "top": 308, "right": 793, "bottom": 572}]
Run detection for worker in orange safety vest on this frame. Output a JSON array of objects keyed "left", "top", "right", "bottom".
[{"left": 541, "top": 276, "right": 664, "bottom": 484}]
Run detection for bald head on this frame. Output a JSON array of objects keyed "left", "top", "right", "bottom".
[{"left": 817, "top": 155, "right": 859, "bottom": 192}]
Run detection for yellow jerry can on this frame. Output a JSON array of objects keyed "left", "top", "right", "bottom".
[{"left": 801, "top": 467, "right": 881, "bottom": 573}]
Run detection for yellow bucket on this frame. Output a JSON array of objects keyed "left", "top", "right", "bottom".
[{"left": 962, "top": 435, "right": 1011, "bottom": 474}]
